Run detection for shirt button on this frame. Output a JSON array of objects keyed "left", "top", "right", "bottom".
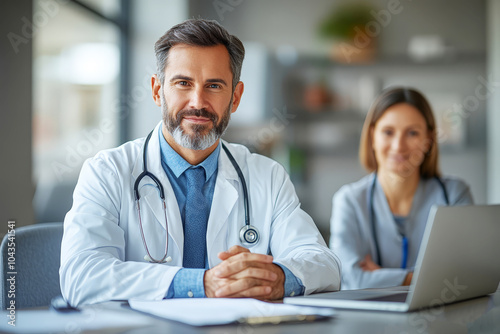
[
  {"left": 187, "top": 291, "right": 194, "bottom": 298},
  {"left": 290, "top": 291, "right": 295, "bottom": 297}
]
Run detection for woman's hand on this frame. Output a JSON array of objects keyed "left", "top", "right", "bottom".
[
  {"left": 360, "top": 254, "right": 413, "bottom": 286},
  {"left": 359, "top": 254, "right": 381, "bottom": 272}
]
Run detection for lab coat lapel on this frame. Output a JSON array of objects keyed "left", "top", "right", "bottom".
[
  {"left": 206, "top": 142, "right": 239, "bottom": 266},
  {"left": 131, "top": 122, "right": 183, "bottom": 257}
]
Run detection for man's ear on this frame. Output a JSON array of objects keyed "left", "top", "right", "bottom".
[
  {"left": 230, "top": 81, "right": 244, "bottom": 114},
  {"left": 151, "top": 74, "right": 162, "bottom": 107}
]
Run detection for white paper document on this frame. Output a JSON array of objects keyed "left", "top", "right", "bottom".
[{"left": 129, "top": 298, "right": 335, "bottom": 326}]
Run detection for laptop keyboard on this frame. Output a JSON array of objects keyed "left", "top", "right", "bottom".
[{"left": 367, "top": 292, "right": 408, "bottom": 302}]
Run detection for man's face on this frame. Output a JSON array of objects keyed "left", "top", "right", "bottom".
[{"left": 155, "top": 44, "right": 243, "bottom": 150}]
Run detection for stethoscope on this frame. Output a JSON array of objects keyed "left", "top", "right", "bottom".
[
  {"left": 369, "top": 173, "right": 449, "bottom": 269},
  {"left": 134, "top": 130, "right": 260, "bottom": 263}
]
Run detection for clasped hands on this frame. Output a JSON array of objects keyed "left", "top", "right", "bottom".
[{"left": 204, "top": 245, "right": 285, "bottom": 300}]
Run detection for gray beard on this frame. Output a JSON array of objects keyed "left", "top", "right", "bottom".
[
  {"left": 171, "top": 125, "right": 218, "bottom": 151},
  {"left": 161, "top": 92, "right": 232, "bottom": 150}
]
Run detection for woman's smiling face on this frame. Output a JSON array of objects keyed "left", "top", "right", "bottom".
[{"left": 372, "top": 103, "right": 431, "bottom": 177}]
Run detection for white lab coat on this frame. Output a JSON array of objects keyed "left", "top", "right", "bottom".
[
  {"left": 60, "top": 122, "right": 341, "bottom": 306},
  {"left": 330, "top": 173, "right": 473, "bottom": 290}
]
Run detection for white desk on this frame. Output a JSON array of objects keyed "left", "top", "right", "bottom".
[{"left": 2, "top": 290, "right": 500, "bottom": 333}]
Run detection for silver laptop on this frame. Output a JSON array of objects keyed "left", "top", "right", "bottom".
[{"left": 285, "top": 205, "right": 500, "bottom": 312}]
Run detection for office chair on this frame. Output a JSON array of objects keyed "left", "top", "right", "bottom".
[{"left": 0, "top": 222, "right": 64, "bottom": 309}]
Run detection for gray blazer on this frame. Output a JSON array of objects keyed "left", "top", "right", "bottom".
[{"left": 330, "top": 173, "right": 473, "bottom": 290}]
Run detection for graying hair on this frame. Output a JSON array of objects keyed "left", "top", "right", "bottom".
[{"left": 154, "top": 19, "right": 245, "bottom": 90}]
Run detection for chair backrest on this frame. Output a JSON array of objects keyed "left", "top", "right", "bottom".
[{"left": 0, "top": 222, "right": 63, "bottom": 309}]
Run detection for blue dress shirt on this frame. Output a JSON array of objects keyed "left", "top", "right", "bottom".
[{"left": 158, "top": 129, "right": 304, "bottom": 298}]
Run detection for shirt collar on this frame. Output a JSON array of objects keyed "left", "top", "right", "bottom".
[{"left": 158, "top": 127, "right": 220, "bottom": 181}]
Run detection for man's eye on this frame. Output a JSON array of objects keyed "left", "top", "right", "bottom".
[
  {"left": 177, "top": 81, "right": 189, "bottom": 86},
  {"left": 208, "top": 84, "right": 221, "bottom": 89},
  {"left": 383, "top": 130, "right": 393, "bottom": 136}
]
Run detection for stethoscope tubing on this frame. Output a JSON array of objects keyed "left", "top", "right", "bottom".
[
  {"left": 134, "top": 130, "right": 259, "bottom": 263},
  {"left": 222, "top": 144, "right": 250, "bottom": 227},
  {"left": 134, "top": 131, "right": 169, "bottom": 263},
  {"left": 369, "top": 173, "right": 449, "bottom": 268}
]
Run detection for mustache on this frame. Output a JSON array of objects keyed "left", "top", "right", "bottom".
[{"left": 176, "top": 108, "right": 218, "bottom": 123}]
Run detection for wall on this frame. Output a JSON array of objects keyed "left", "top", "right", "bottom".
[
  {"left": 128, "top": 0, "right": 188, "bottom": 140},
  {"left": 487, "top": 0, "right": 500, "bottom": 203},
  {"left": 190, "top": 0, "right": 485, "bottom": 57},
  {"left": 189, "top": 0, "right": 489, "bottom": 235},
  {"left": 0, "top": 0, "right": 35, "bottom": 236}
]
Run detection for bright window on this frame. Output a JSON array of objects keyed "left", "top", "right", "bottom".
[{"left": 32, "top": 0, "right": 121, "bottom": 222}]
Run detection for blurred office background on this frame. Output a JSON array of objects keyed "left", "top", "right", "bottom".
[{"left": 1, "top": 0, "right": 499, "bottom": 239}]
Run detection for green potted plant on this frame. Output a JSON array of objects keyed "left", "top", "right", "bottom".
[{"left": 318, "top": 3, "right": 376, "bottom": 63}]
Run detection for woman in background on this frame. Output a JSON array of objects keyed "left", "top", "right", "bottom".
[{"left": 330, "top": 87, "right": 473, "bottom": 290}]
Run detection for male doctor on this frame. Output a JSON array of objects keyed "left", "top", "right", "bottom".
[{"left": 60, "top": 19, "right": 341, "bottom": 306}]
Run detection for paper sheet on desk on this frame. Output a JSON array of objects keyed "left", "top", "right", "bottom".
[{"left": 129, "top": 298, "right": 335, "bottom": 326}]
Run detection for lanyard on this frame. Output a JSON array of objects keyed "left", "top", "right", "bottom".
[
  {"left": 401, "top": 235, "right": 408, "bottom": 269},
  {"left": 369, "top": 174, "right": 449, "bottom": 268}
]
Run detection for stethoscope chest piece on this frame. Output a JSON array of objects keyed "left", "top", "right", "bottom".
[{"left": 239, "top": 224, "right": 259, "bottom": 246}]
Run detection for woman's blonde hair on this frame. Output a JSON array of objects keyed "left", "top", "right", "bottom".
[{"left": 359, "top": 87, "right": 441, "bottom": 178}]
